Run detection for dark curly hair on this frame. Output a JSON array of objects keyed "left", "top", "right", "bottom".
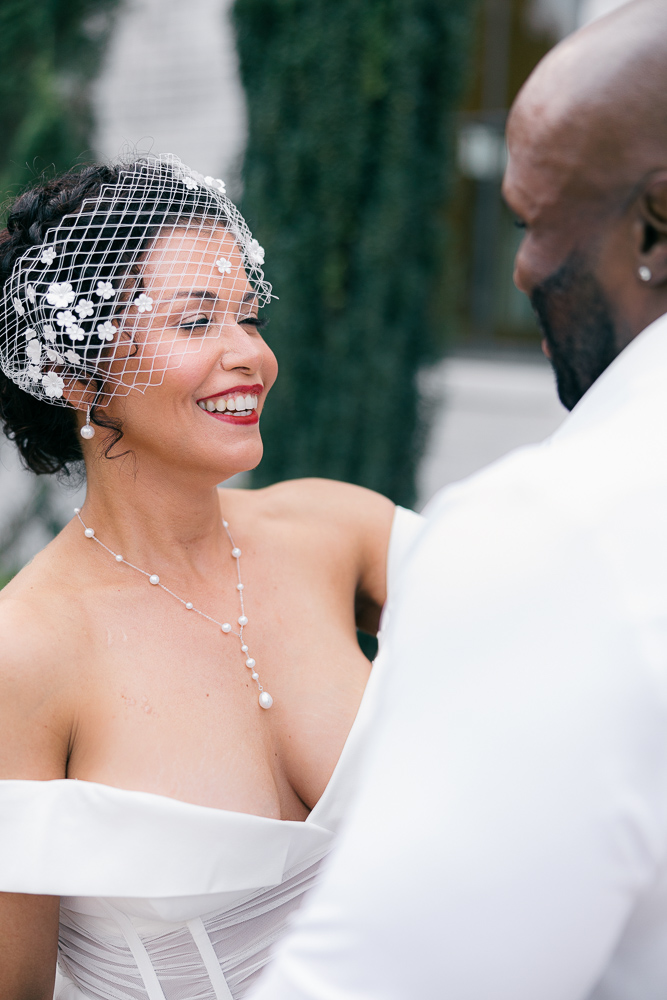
[{"left": 0, "top": 160, "right": 226, "bottom": 476}]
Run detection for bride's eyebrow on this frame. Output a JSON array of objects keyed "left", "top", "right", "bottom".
[
  {"left": 166, "top": 290, "right": 258, "bottom": 309},
  {"left": 169, "top": 290, "right": 218, "bottom": 303}
]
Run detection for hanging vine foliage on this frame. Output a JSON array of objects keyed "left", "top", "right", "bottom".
[
  {"left": 0, "top": 0, "right": 120, "bottom": 580},
  {"left": 234, "top": 0, "right": 475, "bottom": 506},
  {"left": 0, "top": 0, "right": 120, "bottom": 206}
]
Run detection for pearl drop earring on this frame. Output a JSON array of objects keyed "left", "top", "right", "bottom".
[
  {"left": 80, "top": 406, "right": 95, "bottom": 440},
  {"left": 639, "top": 266, "right": 652, "bottom": 282}
]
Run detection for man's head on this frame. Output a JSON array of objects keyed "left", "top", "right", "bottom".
[{"left": 503, "top": 0, "right": 667, "bottom": 409}]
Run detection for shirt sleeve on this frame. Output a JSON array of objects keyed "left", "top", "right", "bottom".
[{"left": 250, "top": 475, "right": 667, "bottom": 1000}]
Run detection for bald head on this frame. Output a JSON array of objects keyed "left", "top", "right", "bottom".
[
  {"left": 503, "top": 0, "right": 667, "bottom": 411},
  {"left": 509, "top": 0, "right": 667, "bottom": 201}
]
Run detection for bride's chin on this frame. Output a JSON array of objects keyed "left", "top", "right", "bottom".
[
  {"left": 209, "top": 438, "right": 264, "bottom": 480},
  {"left": 100, "top": 423, "right": 264, "bottom": 482}
]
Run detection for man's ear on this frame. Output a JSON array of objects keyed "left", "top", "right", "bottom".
[{"left": 636, "top": 174, "right": 667, "bottom": 285}]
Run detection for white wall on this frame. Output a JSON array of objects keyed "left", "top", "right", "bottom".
[
  {"left": 93, "top": 0, "right": 246, "bottom": 194},
  {"left": 418, "top": 357, "right": 566, "bottom": 508}
]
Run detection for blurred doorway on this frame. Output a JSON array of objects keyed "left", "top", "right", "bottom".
[{"left": 449, "top": 0, "right": 631, "bottom": 353}]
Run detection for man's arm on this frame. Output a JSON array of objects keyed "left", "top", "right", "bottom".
[{"left": 251, "top": 480, "right": 667, "bottom": 999}]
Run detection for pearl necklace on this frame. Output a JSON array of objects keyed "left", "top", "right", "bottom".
[{"left": 73, "top": 508, "right": 273, "bottom": 709}]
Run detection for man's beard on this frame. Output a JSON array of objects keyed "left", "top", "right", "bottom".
[{"left": 530, "top": 254, "right": 619, "bottom": 411}]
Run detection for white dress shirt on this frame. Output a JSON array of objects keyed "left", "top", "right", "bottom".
[{"left": 251, "top": 312, "right": 667, "bottom": 1000}]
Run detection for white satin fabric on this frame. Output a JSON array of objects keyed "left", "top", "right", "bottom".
[
  {"left": 0, "top": 506, "right": 424, "bottom": 1000},
  {"left": 250, "top": 313, "right": 667, "bottom": 1000}
]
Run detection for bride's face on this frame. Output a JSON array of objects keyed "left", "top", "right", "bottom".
[{"left": 97, "top": 224, "right": 278, "bottom": 481}]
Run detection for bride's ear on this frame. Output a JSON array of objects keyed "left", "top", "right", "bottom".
[
  {"left": 61, "top": 379, "right": 95, "bottom": 416},
  {"left": 60, "top": 377, "right": 104, "bottom": 439}
]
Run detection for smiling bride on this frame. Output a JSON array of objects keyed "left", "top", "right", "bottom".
[{"left": 0, "top": 155, "right": 423, "bottom": 1000}]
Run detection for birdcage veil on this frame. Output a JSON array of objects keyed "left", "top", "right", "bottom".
[{"left": 0, "top": 153, "right": 272, "bottom": 413}]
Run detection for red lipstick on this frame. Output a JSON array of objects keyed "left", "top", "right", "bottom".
[{"left": 197, "top": 383, "right": 263, "bottom": 403}]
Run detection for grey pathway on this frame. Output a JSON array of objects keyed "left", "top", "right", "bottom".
[{"left": 417, "top": 355, "right": 566, "bottom": 508}]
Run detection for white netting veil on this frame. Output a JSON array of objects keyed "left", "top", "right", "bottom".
[{"left": 0, "top": 153, "right": 272, "bottom": 412}]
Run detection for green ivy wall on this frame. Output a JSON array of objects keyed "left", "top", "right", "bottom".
[
  {"left": 0, "top": 0, "right": 119, "bottom": 205},
  {"left": 234, "top": 0, "right": 475, "bottom": 506}
]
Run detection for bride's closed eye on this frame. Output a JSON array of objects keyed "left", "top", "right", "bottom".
[
  {"left": 239, "top": 314, "right": 268, "bottom": 330},
  {"left": 180, "top": 312, "right": 211, "bottom": 331}
]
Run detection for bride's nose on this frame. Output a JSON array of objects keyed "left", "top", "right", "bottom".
[{"left": 218, "top": 320, "right": 265, "bottom": 374}]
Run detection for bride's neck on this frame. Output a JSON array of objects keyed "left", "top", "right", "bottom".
[{"left": 80, "top": 451, "right": 235, "bottom": 576}]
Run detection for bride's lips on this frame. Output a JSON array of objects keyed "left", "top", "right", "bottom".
[
  {"left": 212, "top": 410, "right": 259, "bottom": 425},
  {"left": 197, "top": 383, "right": 263, "bottom": 426}
]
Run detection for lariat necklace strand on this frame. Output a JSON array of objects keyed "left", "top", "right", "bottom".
[{"left": 73, "top": 508, "right": 273, "bottom": 710}]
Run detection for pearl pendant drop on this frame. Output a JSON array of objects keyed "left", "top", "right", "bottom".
[{"left": 259, "top": 692, "right": 273, "bottom": 709}]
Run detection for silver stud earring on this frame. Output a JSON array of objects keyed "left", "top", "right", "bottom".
[
  {"left": 80, "top": 406, "right": 95, "bottom": 440},
  {"left": 639, "top": 266, "right": 652, "bottom": 282}
]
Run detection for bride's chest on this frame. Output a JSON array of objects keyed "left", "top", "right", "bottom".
[{"left": 66, "top": 556, "right": 371, "bottom": 818}]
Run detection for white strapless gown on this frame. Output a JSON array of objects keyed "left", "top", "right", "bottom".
[{"left": 0, "top": 506, "right": 423, "bottom": 1000}]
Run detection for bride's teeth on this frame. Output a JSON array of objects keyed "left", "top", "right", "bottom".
[{"left": 201, "top": 393, "right": 261, "bottom": 413}]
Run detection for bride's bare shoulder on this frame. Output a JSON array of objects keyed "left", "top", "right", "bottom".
[
  {"left": 0, "top": 526, "right": 76, "bottom": 610},
  {"left": 0, "top": 547, "right": 74, "bottom": 777},
  {"left": 225, "top": 478, "right": 395, "bottom": 531},
  {"left": 0, "top": 532, "right": 88, "bottom": 675},
  {"left": 221, "top": 480, "right": 395, "bottom": 609}
]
